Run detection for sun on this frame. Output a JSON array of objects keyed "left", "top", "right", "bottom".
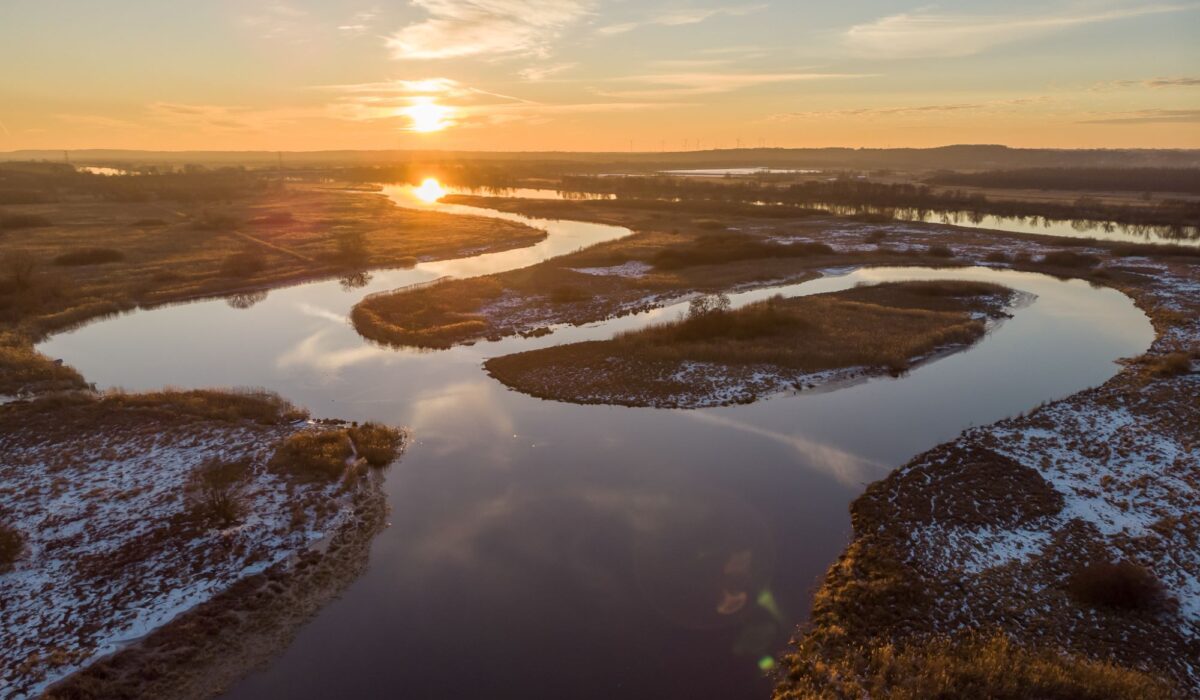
[
  {"left": 412, "top": 177, "right": 446, "bottom": 203},
  {"left": 402, "top": 99, "right": 453, "bottom": 133}
]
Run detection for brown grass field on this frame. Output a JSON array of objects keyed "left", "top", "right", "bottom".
[{"left": 0, "top": 183, "right": 544, "bottom": 394}]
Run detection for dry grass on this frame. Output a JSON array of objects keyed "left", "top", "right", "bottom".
[
  {"left": 352, "top": 277, "right": 503, "bottom": 349},
  {"left": 0, "top": 329, "right": 86, "bottom": 395},
  {"left": 52, "top": 249, "right": 125, "bottom": 267},
  {"left": 485, "top": 281, "right": 1008, "bottom": 407},
  {"left": 347, "top": 422, "right": 405, "bottom": 467},
  {"left": 100, "top": 388, "right": 308, "bottom": 425},
  {"left": 775, "top": 632, "right": 1174, "bottom": 700},
  {"left": 269, "top": 429, "right": 354, "bottom": 481}
]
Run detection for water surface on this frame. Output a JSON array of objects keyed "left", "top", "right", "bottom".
[{"left": 38, "top": 185, "right": 1154, "bottom": 699}]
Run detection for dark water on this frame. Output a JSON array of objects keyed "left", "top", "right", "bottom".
[{"left": 38, "top": 186, "right": 1154, "bottom": 699}]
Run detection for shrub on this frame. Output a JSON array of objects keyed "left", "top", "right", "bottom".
[
  {"left": 0, "top": 522, "right": 23, "bottom": 572},
  {"left": 0, "top": 214, "right": 51, "bottom": 230},
  {"left": 1042, "top": 250, "right": 1100, "bottom": 268},
  {"left": 1068, "top": 560, "right": 1165, "bottom": 611},
  {"left": 220, "top": 249, "right": 266, "bottom": 278},
  {"left": 927, "top": 244, "right": 955, "bottom": 258},
  {"left": 347, "top": 422, "right": 405, "bottom": 467},
  {"left": 189, "top": 458, "right": 250, "bottom": 526},
  {"left": 336, "top": 230, "right": 369, "bottom": 267},
  {"left": 1, "top": 250, "right": 37, "bottom": 290},
  {"left": 269, "top": 429, "right": 353, "bottom": 480},
  {"left": 53, "top": 248, "right": 125, "bottom": 266},
  {"left": 1145, "top": 352, "right": 1193, "bottom": 377}
]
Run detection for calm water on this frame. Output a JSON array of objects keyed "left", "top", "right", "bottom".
[{"left": 38, "top": 185, "right": 1154, "bottom": 699}]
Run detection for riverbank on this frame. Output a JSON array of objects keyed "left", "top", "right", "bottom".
[
  {"left": 484, "top": 281, "right": 1017, "bottom": 408},
  {"left": 775, "top": 253, "right": 1200, "bottom": 696},
  {"left": 0, "top": 390, "right": 403, "bottom": 698}
]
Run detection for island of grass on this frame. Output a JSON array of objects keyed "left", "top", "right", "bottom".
[{"left": 484, "top": 280, "right": 1017, "bottom": 408}]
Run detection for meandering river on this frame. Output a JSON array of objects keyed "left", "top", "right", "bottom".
[{"left": 38, "top": 184, "right": 1154, "bottom": 699}]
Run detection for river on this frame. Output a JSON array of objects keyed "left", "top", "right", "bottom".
[{"left": 37, "top": 183, "right": 1154, "bottom": 699}]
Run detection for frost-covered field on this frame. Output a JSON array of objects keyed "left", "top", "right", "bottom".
[
  {"left": 0, "top": 410, "right": 353, "bottom": 698},
  {"left": 856, "top": 256, "right": 1200, "bottom": 691}
]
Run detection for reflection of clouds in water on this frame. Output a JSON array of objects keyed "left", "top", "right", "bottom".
[
  {"left": 295, "top": 302, "right": 349, "bottom": 325},
  {"left": 398, "top": 477, "right": 775, "bottom": 633},
  {"left": 407, "top": 380, "right": 516, "bottom": 458},
  {"left": 276, "top": 328, "right": 388, "bottom": 374},
  {"left": 687, "top": 412, "right": 881, "bottom": 487}
]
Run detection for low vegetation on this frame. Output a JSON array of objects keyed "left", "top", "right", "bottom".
[
  {"left": 188, "top": 457, "right": 251, "bottom": 527},
  {"left": 485, "top": 281, "right": 1012, "bottom": 407},
  {"left": 52, "top": 248, "right": 125, "bottom": 266},
  {"left": 0, "top": 521, "right": 23, "bottom": 572},
  {"left": 347, "top": 422, "right": 406, "bottom": 467},
  {"left": 651, "top": 233, "right": 832, "bottom": 270},
  {"left": 1, "top": 213, "right": 52, "bottom": 230},
  {"left": 269, "top": 422, "right": 404, "bottom": 480},
  {"left": 269, "top": 430, "right": 354, "bottom": 481},
  {"left": 1068, "top": 561, "right": 1167, "bottom": 611},
  {"left": 774, "top": 632, "right": 1174, "bottom": 700}
]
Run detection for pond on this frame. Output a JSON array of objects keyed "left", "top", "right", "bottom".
[{"left": 38, "top": 183, "right": 1155, "bottom": 699}]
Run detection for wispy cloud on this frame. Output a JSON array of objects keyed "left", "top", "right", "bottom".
[
  {"left": 768, "top": 97, "right": 1051, "bottom": 121},
  {"left": 240, "top": 1, "right": 311, "bottom": 40},
  {"left": 845, "top": 4, "right": 1194, "bottom": 58},
  {"left": 386, "top": 0, "right": 593, "bottom": 60},
  {"left": 1094, "top": 76, "right": 1200, "bottom": 90},
  {"left": 600, "top": 72, "right": 876, "bottom": 99},
  {"left": 597, "top": 3, "right": 765, "bottom": 35},
  {"left": 1079, "top": 109, "right": 1200, "bottom": 124},
  {"left": 339, "top": 6, "right": 381, "bottom": 36},
  {"left": 767, "top": 97, "right": 1050, "bottom": 122},
  {"left": 518, "top": 62, "right": 577, "bottom": 81}
]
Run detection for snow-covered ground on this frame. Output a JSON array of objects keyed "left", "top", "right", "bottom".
[{"left": 0, "top": 414, "right": 354, "bottom": 698}]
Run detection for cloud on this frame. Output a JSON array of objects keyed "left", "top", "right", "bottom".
[
  {"left": 240, "top": 1, "right": 311, "bottom": 40},
  {"left": 597, "top": 3, "right": 765, "bottom": 35},
  {"left": 600, "top": 72, "right": 876, "bottom": 99},
  {"left": 386, "top": 0, "right": 593, "bottom": 60},
  {"left": 767, "top": 97, "right": 1050, "bottom": 122},
  {"left": 845, "top": 4, "right": 1194, "bottom": 58},
  {"left": 1079, "top": 109, "right": 1200, "bottom": 124},
  {"left": 1094, "top": 76, "right": 1200, "bottom": 90},
  {"left": 518, "top": 62, "right": 577, "bottom": 81},
  {"left": 339, "top": 6, "right": 381, "bottom": 35},
  {"left": 319, "top": 76, "right": 681, "bottom": 131}
]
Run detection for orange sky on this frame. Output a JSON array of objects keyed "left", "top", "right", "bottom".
[{"left": 2, "top": 1, "right": 1197, "bottom": 151}]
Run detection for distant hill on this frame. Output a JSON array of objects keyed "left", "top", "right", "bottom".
[{"left": 2, "top": 145, "right": 1198, "bottom": 170}]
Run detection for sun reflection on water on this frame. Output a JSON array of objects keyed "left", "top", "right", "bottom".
[{"left": 413, "top": 177, "right": 447, "bottom": 203}]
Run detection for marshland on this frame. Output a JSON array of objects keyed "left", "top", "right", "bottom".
[{"left": 0, "top": 145, "right": 1194, "bottom": 699}]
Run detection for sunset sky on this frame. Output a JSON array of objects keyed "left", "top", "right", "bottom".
[{"left": 1, "top": 0, "right": 1197, "bottom": 151}]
